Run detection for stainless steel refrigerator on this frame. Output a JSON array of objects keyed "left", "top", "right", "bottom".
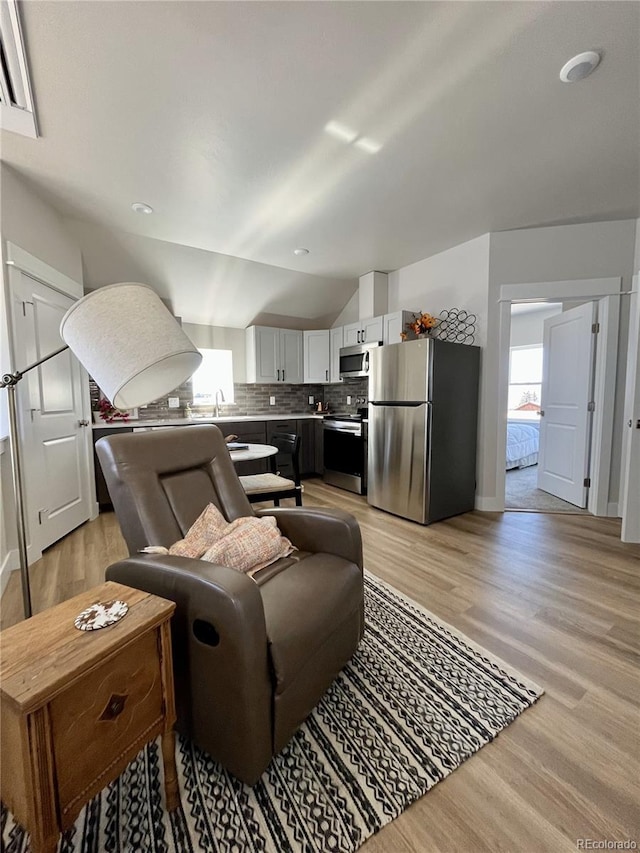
[{"left": 367, "top": 337, "right": 480, "bottom": 524}]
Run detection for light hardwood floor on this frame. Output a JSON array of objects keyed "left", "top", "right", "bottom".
[{"left": 2, "top": 479, "right": 639, "bottom": 851}]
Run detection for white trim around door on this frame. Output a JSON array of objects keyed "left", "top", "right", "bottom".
[{"left": 496, "top": 277, "right": 623, "bottom": 518}]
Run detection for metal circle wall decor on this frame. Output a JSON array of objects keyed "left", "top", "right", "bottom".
[{"left": 433, "top": 309, "right": 477, "bottom": 344}]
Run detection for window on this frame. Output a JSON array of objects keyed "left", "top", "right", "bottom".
[
  {"left": 508, "top": 345, "right": 542, "bottom": 421},
  {"left": 191, "top": 349, "right": 234, "bottom": 406}
]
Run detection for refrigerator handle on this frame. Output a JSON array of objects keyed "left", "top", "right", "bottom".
[{"left": 370, "top": 401, "right": 425, "bottom": 407}]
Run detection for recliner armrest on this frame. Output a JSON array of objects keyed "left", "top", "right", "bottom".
[
  {"left": 105, "top": 553, "right": 272, "bottom": 783},
  {"left": 106, "top": 553, "right": 266, "bottom": 647},
  {"left": 255, "top": 507, "right": 363, "bottom": 570}
]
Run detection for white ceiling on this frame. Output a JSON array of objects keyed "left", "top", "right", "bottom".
[{"left": 2, "top": 1, "right": 639, "bottom": 322}]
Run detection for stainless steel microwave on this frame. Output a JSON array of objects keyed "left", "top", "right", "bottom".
[{"left": 339, "top": 342, "right": 382, "bottom": 380}]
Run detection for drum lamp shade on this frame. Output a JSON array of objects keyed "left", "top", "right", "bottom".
[{"left": 59, "top": 283, "right": 202, "bottom": 408}]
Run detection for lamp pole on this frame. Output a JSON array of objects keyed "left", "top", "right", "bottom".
[{"left": 1, "top": 344, "right": 69, "bottom": 618}]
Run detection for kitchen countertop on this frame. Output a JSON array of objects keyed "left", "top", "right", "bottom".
[{"left": 92, "top": 413, "right": 326, "bottom": 429}]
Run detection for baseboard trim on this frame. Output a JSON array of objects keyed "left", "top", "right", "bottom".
[
  {"left": 607, "top": 502, "right": 620, "bottom": 518},
  {"left": 0, "top": 542, "right": 42, "bottom": 599},
  {"left": 475, "top": 496, "right": 504, "bottom": 512},
  {"left": 0, "top": 549, "right": 17, "bottom": 597}
]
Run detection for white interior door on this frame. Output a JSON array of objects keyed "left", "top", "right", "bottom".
[
  {"left": 13, "top": 273, "right": 92, "bottom": 553},
  {"left": 621, "top": 280, "right": 640, "bottom": 542},
  {"left": 537, "top": 302, "right": 597, "bottom": 507}
]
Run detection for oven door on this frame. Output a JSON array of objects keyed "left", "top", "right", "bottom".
[{"left": 323, "top": 422, "right": 364, "bottom": 493}]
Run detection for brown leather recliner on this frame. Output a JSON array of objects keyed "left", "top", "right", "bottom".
[{"left": 96, "top": 425, "right": 364, "bottom": 785}]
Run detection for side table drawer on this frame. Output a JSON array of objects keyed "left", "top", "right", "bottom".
[{"left": 50, "top": 629, "right": 164, "bottom": 826}]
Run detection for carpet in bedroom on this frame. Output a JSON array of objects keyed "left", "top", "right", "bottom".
[{"left": 505, "top": 464, "right": 589, "bottom": 513}]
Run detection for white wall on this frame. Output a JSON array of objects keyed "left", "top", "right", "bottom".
[
  {"left": 332, "top": 290, "right": 359, "bottom": 327},
  {"left": 387, "top": 234, "right": 491, "bottom": 347},
  {"left": 510, "top": 306, "right": 562, "bottom": 348},
  {"left": 485, "top": 219, "right": 637, "bottom": 508},
  {"left": 634, "top": 218, "right": 640, "bottom": 272},
  {"left": 0, "top": 166, "right": 83, "bottom": 283},
  {"left": 182, "top": 322, "right": 247, "bottom": 383}
]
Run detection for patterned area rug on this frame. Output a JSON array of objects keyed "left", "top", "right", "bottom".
[{"left": 2, "top": 572, "right": 543, "bottom": 853}]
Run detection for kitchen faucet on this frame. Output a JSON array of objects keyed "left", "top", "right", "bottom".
[{"left": 214, "top": 388, "right": 225, "bottom": 418}]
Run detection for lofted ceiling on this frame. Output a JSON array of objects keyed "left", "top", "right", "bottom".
[{"left": 1, "top": 1, "right": 639, "bottom": 325}]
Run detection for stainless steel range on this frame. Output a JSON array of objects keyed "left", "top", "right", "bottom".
[{"left": 322, "top": 409, "right": 368, "bottom": 495}]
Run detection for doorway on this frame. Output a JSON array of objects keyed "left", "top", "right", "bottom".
[
  {"left": 505, "top": 302, "right": 592, "bottom": 513},
  {"left": 4, "top": 244, "right": 95, "bottom": 568},
  {"left": 505, "top": 302, "right": 573, "bottom": 511},
  {"left": 497, "top": 278, "right": 622, "bottom": 517}
]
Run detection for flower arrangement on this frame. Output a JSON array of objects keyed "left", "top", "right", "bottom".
[
  {"left": 400, "top": 311, "right": 439, "bottom": 340},
  {"left": 97, "top": 397, "right": 130, "bottom": 422}
]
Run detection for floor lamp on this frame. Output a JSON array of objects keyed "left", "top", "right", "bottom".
[{"left": 1, "top": 282, "right": 202, "bottom": 619}]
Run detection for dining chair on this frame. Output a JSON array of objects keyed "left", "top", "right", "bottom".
[{"left": 239, "top": 432, "right": 303, "bottom": 506}]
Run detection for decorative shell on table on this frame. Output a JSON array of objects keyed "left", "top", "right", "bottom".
[{"left": 74, "top": 600, "right": 129, "bottom": 631}]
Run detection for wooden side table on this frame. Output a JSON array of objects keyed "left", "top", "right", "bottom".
[{"left": 0, "top": 581, "right": 179, "bottom": 853}]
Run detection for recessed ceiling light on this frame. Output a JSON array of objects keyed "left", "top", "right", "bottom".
[
  {"left": 354, "top": 137, "right": 383, "bottom": 154},
  {"left": 131, "top": 202, "right": 153, "bottom": 214},
  {"left": 559, "top": 51, "right": 601, "bottom": 83},
  {"left": 324, "top": 121, "right": 358, "bottom": 144},
  {"left": 293, "top": 248, "right": 309, "bottom": 256}
]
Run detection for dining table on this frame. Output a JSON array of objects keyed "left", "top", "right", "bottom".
[{"left": 227, "top": 443, "right": 278, "bottom": 464}]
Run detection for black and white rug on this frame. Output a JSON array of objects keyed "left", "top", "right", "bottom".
[{"left": 2, "top": 572, "right": 543, "bottom": 853}]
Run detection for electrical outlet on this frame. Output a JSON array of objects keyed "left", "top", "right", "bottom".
[
  {"left": 270, "top": 396, "right": 276, "bottom": 406},
  {"left": 168, "top": 397, "right": 180, "bottom": 408},
  {"left": 308, "top": 395, "right": 314, "bottom": 405},
  {"left": 346, "top": 395, "right": 352, "bottom": 405}
]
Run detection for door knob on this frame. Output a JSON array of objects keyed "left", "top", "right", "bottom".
[{"left": 78, "top": 419, "right": 89, "bottom": 427}]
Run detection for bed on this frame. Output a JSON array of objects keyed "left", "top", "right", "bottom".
[{"left": 506, "top": 421, "right": 539, "bottom": 469}]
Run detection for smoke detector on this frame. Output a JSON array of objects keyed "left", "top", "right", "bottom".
[{"left": 559, "top": 51, "right": 601, "bottom": 83}]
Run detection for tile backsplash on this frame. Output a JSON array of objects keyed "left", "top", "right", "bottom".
[{"left": 90, "top": 378, "right": 368, "bottom": 419}]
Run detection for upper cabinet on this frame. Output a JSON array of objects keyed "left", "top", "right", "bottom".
[
  {"left": 383, "top": 310, "right": 418, "bottom": 345},
  {"left": 343, "top": 321, "right": 361, "bottom": 348},
  {"left": 343, "top": 316, "right": 384, "bottom": 347},
  {"left": 362, "top": 316, "right": 384, "bottom": 344},
  {"left": 330, "top": 326, "right": 343, "bottom": 383},
  {"left": 246, "top": 326, "right": 303, "bottom": 383},
  {"left": 303, "top": 330, "right": 330, "bottom": 383}
]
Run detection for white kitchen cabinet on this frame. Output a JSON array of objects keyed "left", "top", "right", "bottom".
[
  {"left": 383, "top": 310, "right": 418, "bottom": 345},
  {"left": 303, "top": 329, "right": 330, "bottom": 383},
  {"left": 362, "top": 315, "right": 383, "bottom": 344},
  {"left": 343, "top": 321, "right": 361, "bottom": 348},
  {"left": 330, "top": 326, "right": 343, "bottom": 382},
  {"left": 246, "top": 326, "right": 303, "bottom": 383},
  {"left": 279, "top": 328, "right": 303, "bottom": 383},
  {"left": 343, "top": 316, "right": 384, "bottom": 346}
]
